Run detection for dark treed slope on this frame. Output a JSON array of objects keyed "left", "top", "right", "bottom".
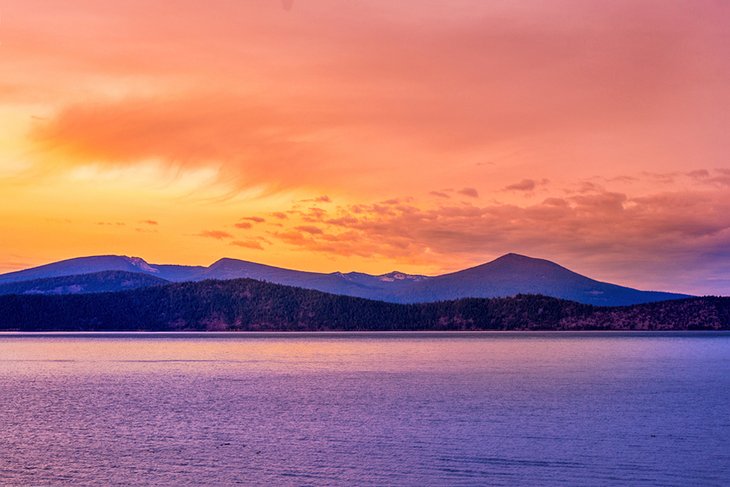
[
  {"left": 0, "top": 278, "right": 726, "bottom": 332},
  {"left": 0, "top": 254, "right": 689, "bottom": 306},
  {"left": 0, "top": 271, "right": 169, "bottom": 296}
]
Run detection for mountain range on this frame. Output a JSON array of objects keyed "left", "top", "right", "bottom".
[{"left": 0, "top": 253, "right": 688, "bottom": 306}]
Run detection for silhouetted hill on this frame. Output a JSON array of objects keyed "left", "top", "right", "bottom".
[
  {"left": 394, "top": 253, "right": 687, "bottom": 306},
  {"left": 0, "top": 253, "right": 690, "bottom": 306},
  {"left": 197, "top": 258, "right": 405, "bottom": 301},
  {"left": 0, "top": 255, "right": 203, "bottom": 284},
  {"left": 0, "top": 271, "right": 169, "bottom": 296},
  {"left": 0, "top": 278, "right": 725, "bottom": 332}
]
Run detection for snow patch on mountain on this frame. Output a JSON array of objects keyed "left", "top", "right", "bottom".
[
  {"left": 127, "top": 256, "right": 159, "bottom": 274},
  {"left": 378, "top": 272, "right": 428, "bottom": 282}
]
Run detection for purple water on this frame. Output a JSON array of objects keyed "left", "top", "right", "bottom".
[{"left": 1, "top": 332, "right": 728, "bottom": 486}]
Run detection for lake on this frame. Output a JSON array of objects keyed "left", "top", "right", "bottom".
[{"left": 0, "top": 332, "right": 728, "bottom": 486}]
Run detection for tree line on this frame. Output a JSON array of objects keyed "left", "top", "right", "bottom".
[{"left": 0, "top": 278, "right": 727, "bottom": 331}]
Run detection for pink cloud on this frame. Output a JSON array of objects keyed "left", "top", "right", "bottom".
[
  {"left": 196, "top": 230, "right": 233, "bottom": 240},
  {"left": 295, "top": 225, "right": 324, "bottom": 235},
  {"left": 458, "top": 187, "right": 479, "bottom": 198},
  {"left": 231, "top": 240, "right": 264, "bottom": 250}
]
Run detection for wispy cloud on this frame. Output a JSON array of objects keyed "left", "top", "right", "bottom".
[
  {"left": 458, "top": 187, "right": 479, "bottom": 198},
  {"left": 231, "top": 239, "right": 264, "bottom": 250},
  {"left": 504, "top": 179, "right": 548, "bottom": 192},
  {"left": 241, "top": 216, "right": 266, "bottom": 223},
  {"left": 295, "top": 225, "right": 324, "bottom": 235},
  {"left": 196, "top": 230, "right": 233, "bottom": 240}
]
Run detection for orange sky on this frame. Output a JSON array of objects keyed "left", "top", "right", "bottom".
[{"left": 1, "top": 0, "right": 729, "bottom": 295}]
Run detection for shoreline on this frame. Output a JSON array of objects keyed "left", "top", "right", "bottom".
[{"left": 2, "top": 330, "right": 729, "bottom": 338}]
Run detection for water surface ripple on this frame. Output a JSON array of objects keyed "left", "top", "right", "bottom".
[{"left": 0, "top": 332, "right": 728, "bottom": 486}]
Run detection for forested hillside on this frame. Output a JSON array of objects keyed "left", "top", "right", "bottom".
[{"left": 0, "top": 278, "right": 726, "bottom": 331}]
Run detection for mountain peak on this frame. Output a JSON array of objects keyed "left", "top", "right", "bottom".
[
  {"left": 494, "top": 252, "right": 539, "bottom": 262},
  {"left": 485, "top": 253, "right": 563, "bottom": 269},
  {"left": 502, "top": 252, "right": 527, "bottom": 258},
  {"left": 206, "top": 258, "right": 270, "bottom": 275},
  {"left": 209, "top": 257, "right": 244, "bottom": 267}
]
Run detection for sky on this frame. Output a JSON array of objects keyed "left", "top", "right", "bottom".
[{"left": 1, "top": 0, "right": 729, "bottom": 295}]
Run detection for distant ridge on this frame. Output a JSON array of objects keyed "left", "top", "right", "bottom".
[
  {"left": 0, "top": 253, "right": 690, "bottom": 306},
  {"left": 0, "top": 271, "right": 168, "bottom": 296}
]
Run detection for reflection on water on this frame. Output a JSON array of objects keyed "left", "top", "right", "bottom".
[{"left": 1, "top": 332, "right": 729, "bottom": 486}]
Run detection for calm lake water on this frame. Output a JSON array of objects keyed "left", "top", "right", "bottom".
[{"left": 0, "top": 332, "right": 728, "bottom": 486}]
